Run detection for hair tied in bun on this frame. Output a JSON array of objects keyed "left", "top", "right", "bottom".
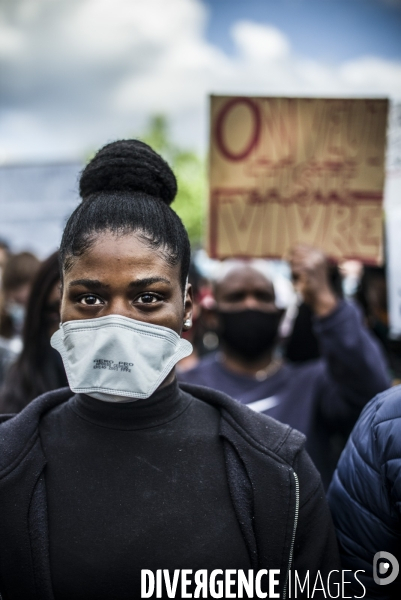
[{"left": 79, "top": 139, "right": 177, "bottom": 205}]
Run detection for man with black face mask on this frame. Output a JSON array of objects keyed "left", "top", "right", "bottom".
[{"left": 179, "top": 246, "right": 391, "bottom": 489}]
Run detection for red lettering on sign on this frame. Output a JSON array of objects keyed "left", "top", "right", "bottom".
[{"left": 215, "top": 98, "right": 261, "bottom": 162}]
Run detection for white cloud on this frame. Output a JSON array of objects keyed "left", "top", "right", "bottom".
[
  {"left": 231, "top": 21, "right": 290, "bottom": 62},
  {"left": 340, "top": 57, "right": 401, "bottom": 96},
  {"left": 0, "top": 0, "right": 400, "bottom": 162}
]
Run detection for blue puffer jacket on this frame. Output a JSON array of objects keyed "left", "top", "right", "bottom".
[{"left": 328, "top": 386, "right": 401, "bottom": 599}]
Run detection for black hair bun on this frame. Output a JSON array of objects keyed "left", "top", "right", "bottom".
[{"left": 79, "top": 139, "right": 177, "bottom": 206}]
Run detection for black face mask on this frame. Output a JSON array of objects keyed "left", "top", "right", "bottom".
[{"left": 217, "top": 309, "right": 282, "bottom": 360}]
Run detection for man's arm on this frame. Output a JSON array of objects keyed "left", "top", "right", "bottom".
[
  {"left": 289, "top": 245, "right": 390, "bottom": 424},
  {"left": 313, "top": 300, "right": 390, "bottom": 421}
]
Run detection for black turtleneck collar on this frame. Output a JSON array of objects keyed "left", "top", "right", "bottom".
[{"left": 68, "top": 379, "right": 191, "bottom": 431}]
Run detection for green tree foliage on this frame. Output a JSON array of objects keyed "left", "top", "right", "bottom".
[{"left": 140, "top": 116, "right": 206, "bottom": 246}]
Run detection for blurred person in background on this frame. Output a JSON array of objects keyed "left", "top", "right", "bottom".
[
  {"left": 0, "top": 251, "right": 67, "bottom": 413},
  {"left": 355, "top": 265, "right": 401, "bottom": 382},
  {"left": 0, "top": 336, "right": 15, "bottom": 389},
  {"left": 356, "top": 265, "right": 388, "bottom": 345},
  {"left": 340, "top": 259, "right": 363, "bottom": 300},
  {"left": 179, "top": 244, "right": 391, "bottom": 488},
  {"left": 0, "top": 251, "right": 40, "bottom": 352},
  {"left": 0, "top": 240, "right": 13, "bottom": 384},
  {"left": 0, "top": 239, "right": 10, "bottom": 282}
]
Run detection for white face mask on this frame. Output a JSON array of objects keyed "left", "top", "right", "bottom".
[{"left": 51, "top": 315, "right": 192, "bottom": 402}]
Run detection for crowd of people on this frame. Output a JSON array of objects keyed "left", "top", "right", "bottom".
[{"left": 0, "top": 139, "right": 399, "bottom": 599}]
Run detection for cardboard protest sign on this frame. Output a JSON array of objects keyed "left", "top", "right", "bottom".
[{"left": 209, "top": 96, "right": 388, "bottom": 263}]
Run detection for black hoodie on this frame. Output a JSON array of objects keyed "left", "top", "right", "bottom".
[{"left": 0, "top": 382, "right": 340, "bottom": 599}]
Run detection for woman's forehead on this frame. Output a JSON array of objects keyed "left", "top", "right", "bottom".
[{"left": 64, "top": 232, "right": 180, "bottom": 282}]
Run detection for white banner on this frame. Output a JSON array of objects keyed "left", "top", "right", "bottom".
[{"left": 385, "top": 103, "right": 401, "bottom": 338}]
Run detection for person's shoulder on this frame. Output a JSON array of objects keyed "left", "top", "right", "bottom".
[
  {"left": 330, "top": 386, "right": 401, "bottom": 509},
  {"left": 0, "top": 387, "right": 72, "bottom": 473},
  {"left": 369, "top": 384, "right": 401, "bottom": 423},
  {"left": 179, "top": 382, "right": 306, "bottom": 466},
  {"left": 350, "top": 385, "right": 401, "bottom": 451},
  {"left": 364, "top": 386, "right": 401, "bottom": 466}
]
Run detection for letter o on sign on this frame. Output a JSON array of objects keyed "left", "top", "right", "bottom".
[{"left": 215, "top": 98, "right": 261, "bottom": 161}]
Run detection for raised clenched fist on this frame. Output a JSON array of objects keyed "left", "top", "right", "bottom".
[{"left": 288, "top": 244, "right": 338, "bottom": 317}]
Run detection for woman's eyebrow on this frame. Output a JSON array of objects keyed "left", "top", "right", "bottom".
[
  {"left": 68, "top": 279, "right": 109, "bottom": 290},
  {"left": 128, "top": 277, "right": 171, "bottom": 288}
]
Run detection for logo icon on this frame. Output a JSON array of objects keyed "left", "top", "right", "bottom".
[{"left": 373, "top": 552, "right": 399, "bottom": 586}]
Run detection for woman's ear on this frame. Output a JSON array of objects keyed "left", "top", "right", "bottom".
[{"left": 182, "top": 283, "right": 193, "bottom": 330}]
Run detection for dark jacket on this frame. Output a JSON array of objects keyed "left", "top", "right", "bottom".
[
  {"left": 328, "top": 386, "right": 401, "bottom": 599},
  {"left": 179, "top": 301, "right": 391, "bottom": 488},
  {"left": 0, "top": 383, "right": 340, "bottom": 599}
]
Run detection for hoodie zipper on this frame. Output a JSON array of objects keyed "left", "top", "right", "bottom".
[{"left": 282, "top": 470, "right": 299, "bottom": 600}]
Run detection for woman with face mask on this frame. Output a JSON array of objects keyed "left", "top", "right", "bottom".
[{"left": 0, "top": 140, "right": 340, "bottom": 600}]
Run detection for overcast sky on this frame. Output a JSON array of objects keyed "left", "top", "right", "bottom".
[{"left": 1, "top": 0, "right": 401, "bottom": 162}]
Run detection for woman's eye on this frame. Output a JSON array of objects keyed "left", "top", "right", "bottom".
[
  {"left": 137, "top": 293, "right": 160, "bottom": 304},
  {"left": 80, "top": 295, "right": 102, "bottom": 306}
]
